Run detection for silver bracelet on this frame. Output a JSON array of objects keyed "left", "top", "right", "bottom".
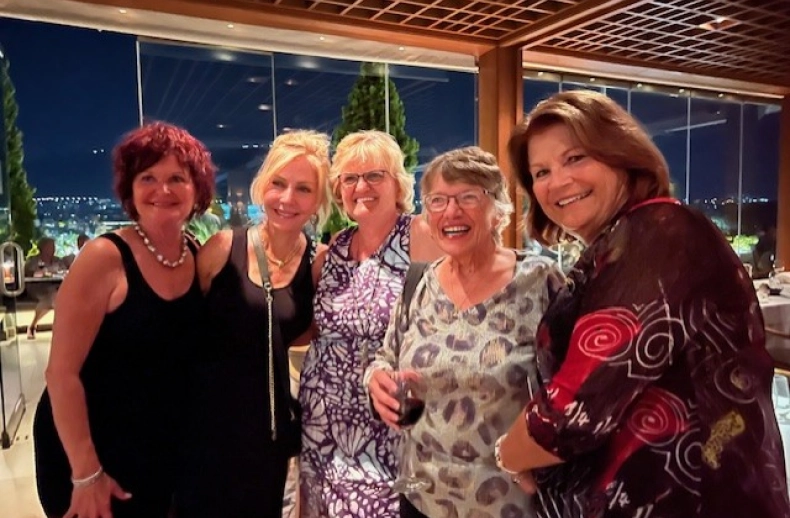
[
  {"left": 494, "top": 435, "right": 520, "bottom": 475},
  {"left": 71, "top": 466, "right": 104, "bottom": 488}
]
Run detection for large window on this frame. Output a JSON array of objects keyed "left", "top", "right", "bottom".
[
  {"left": 688, "top": 97, "right": 742, "bottom": 237},
  {"left": 631, "top": 88, "right": 689, "bottom": 202},
  {"left": 139, "top": 40, "right": 276, "bottom": 224},
  {"left": 521, "top": 72, "right": 782, "bottom": 258}
]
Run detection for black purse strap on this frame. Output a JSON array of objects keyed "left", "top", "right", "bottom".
[{"left": 249, "top": 227, "right": 295, "bottom": 441}]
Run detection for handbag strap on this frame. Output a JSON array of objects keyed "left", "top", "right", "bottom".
[{"left": 249, "top": 227, "right": 295, "bottom": 441}]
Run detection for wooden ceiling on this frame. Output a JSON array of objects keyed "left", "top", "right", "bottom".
[{"left": 69, "top": 0, "right": 790, "bottom": 90}]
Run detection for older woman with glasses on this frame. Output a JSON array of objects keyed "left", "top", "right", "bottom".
[
  {"left": 365, "top": 146, "right": 563, "bottom": 518},
  {"left": 299, "top": 130, "right": 443, "bottom": 518}
]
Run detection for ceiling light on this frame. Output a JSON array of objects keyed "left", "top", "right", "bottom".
[
  {"left": 217, "top": 124, "right": 226, "bottom": 129},
  {"left": 699, "top": 16, "right": 740, "bottom": 31},
  {"left": 227, "top": 23, "right": 235, "bottom": 29},
  {"left": 258, "top": 104, "right": 272, "bottom": 111},
  {"left": 679, "top": 88, "right": 685, "bottom": 94},
  {"left": 119, "top": 8, "right": 128, "bottom": 14},
  {"left": 319, "top": 36, "right": 326, "bottom": 41},
  {"left": 589, "top": 78, "right": 596, "bottom": 82},
  {"left": 537, "top": 71, "right": 544, "bottom": 76},
  {"left": 285, "top": 79, "right": 298, "bottom": 86},
  {"left": 398, "top": 46, "right": 406, "bottom": 51},
  {"left": 718, "top": 93, "right": 724, "bottom": 98}
]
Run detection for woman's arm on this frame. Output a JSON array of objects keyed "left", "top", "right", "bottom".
[
  {"left": 364, "top": 282, "right": 415, "bottom": 428},
  {"left": 45, "top": 237, "right": 132, "bottom": 515},
  {"left": 46, "top": 238, "right": 123, "bottom": 477},
  {"left": 196, "top": 230, "right": 232, "bottom": 293},
  {"left": 499, "top": 205, "right": 709, "bottom": 473}
]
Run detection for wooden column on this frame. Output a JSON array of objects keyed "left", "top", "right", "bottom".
[
  {"left": 777, "top": 95, "right": 790, "bottom": 265},
  {"left": 478, "top": 46, "right": 523, "bottom": 248}
]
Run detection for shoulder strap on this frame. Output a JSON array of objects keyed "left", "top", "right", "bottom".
[
  {"left": 99, "top": 233, "right": 134, "bottom": 262},
  {"left": 99, "top": 233, "right": 141, "bottom": 281},
  {"left": 249, "top": 227, "right": 296, "bottom": 442},
  {"left": 401, "top": 261, "right": 428, "bottom": 320}
]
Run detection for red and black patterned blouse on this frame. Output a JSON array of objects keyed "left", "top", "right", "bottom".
[{"left": 527, "top": 200, "right": 790, "bottom": 518}]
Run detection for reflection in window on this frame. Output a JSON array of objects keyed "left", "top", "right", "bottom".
[
  {"left": 519, "top": 74, "right": 782, "bottom": 264},
  {"left": 523, "top": 78, "right": 560, "bottom": 112},
  {"left": 138, "top": 40, "right": 276, "bottom": 225},
  {"left": 688, "top": 98, "right": 742, "bottom": 238},
  {"left": 631, "top": 90, "right": 689, "bottom": 202},
  {"left": 390, "top": 65, "right": 476, "bottom": 202}
]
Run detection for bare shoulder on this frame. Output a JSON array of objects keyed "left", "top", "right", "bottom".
[
  {"left": 58, "top": 235, "right": 124, "bottom": 301},
  {"left": 197, "top": 229, "right": 234, "bottom": 290},
  {"left": 199, "top": 229, "right": 233, "bottom": 262},
  {"left": 69, "top": 236, "right": 124, "bottom": 278},
  {"left": 311, "top": 242, "right": 330, "bottom": 285},
  {"left": 409, "top": 215, "right": 443, "bottom": 262}
]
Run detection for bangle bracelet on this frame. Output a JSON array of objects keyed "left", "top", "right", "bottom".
[
  {"left": 494, "top": 435, "right": 519, "bottom": 475},
  {"left": 71, "top": 466, "right": 104, "bottom": 488}
]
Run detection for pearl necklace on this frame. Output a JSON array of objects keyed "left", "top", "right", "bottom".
[{"left": 134, "top": 224, "right": 188, "bottom": 268}]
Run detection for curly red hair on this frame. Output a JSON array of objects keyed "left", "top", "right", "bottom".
[{"left": 113, "top": 122, "right": 216, "bottom": 220}]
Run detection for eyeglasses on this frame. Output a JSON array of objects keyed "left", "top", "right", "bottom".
[
  {"left": 422, "top": 189, "right": 491, "bottom": 213},
  {"left": 339, "top": 170, "right": 388, "bottom": 187}
]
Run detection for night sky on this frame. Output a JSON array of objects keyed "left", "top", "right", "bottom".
[
  {"left": 0, "top": 18, "right": 138, "bottom": 197},
  {"left": 0, "top": 16, "right": 782, "bottom": 201}
]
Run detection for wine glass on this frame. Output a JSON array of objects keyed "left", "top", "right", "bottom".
[
  {"left": 769, "top": 258, "right": 785, "bottom": 292},
  {"left": 391, "top": 373, "right": 429, "bottom": 494}
]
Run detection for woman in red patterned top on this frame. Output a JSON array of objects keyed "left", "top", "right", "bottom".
[{"left": 496, "top": 90, "right": 790, "bottom": 518}]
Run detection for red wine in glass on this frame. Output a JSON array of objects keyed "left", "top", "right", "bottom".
[{"left": 397, "top": 396, "right": 425, "bottom": 427}]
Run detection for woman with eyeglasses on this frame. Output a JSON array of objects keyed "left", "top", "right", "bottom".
[
  {"left": 299, "top": 130, "right": 443, "bottom": 518},
  {"left": 364, "top": 146, "right": 563, "bottom": 518}
]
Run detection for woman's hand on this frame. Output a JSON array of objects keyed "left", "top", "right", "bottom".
[
  {"left": 369, "top": 369, "right": 401, "bottom": 429},
  {"left": 65, "top": 473, "right": 131, "bottom": 518},
  {"left": 513, "top": 470, "right": 537, "bottom": 495}
]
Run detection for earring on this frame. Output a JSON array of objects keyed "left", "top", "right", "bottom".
[{"left": 310, "top": 214, "right": 319, "bottom": 227}]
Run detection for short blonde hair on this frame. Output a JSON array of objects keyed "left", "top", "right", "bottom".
[
  {"left": 420, "top": 146, "right": 513, "bottom": 245},
  {"left": 509, "top": 90, "right": 671, "bottom": 246},
  {"left": 250, "top": 130, "right": 332, "bottom": 232},
  {"left": 331, "top": 130, "right": 415, "bottom": 214}
]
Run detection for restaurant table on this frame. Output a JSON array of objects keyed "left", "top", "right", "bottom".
[{"left": 755, "top": 281, "right": 790, "bottom": 365}]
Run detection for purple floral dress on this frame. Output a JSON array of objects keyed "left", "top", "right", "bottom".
[{"left": 299, "top": 214, "right": 412, "bottom": 518}]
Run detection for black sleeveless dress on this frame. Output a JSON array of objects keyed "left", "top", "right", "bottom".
[
  {"left": 175, "top": 227, "right": 314, "bottom": 518},
  {"left": 33, "top": 233, "right": 202, "bottom": 518}
]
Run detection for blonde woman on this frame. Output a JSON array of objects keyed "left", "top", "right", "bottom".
[
  {"left": 176, "top": 130, "right": 332, "bottom": 518},
  {"left": 299, "top": 130, "right": 443, "bottom": 517}
]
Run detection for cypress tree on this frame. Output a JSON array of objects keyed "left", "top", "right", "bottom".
[{"left": 1, "top": 52, "right": 37, "bottom": 252}]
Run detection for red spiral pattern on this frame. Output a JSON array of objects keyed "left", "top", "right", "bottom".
[
  {"left": 572, "top": 307, "right": 641, "bottom": 360},
  {"left": 626, "top": 387, "right": 687, "bottom": 446}
]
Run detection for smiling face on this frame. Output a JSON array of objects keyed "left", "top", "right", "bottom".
[
  {"left": 132, "top": 154, "right": 196, "bottom": 229},
  {"left": 527, "top": 123, "right": 629, "bottom": 244},
  {"left": 425, "top": 176, "right": 497, "bottom": 260},
  {"left": 337, "top": 160, "right": 400, "bottom": 225},
  {"left": 262, "top": 155, "right": 320, "bottom": 233}
]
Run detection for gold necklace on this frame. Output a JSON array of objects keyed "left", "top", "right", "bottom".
[{"left": 261, "top": 227, "right": 301, "bottom": 269}]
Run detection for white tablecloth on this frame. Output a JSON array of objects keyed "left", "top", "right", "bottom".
[{"left": 755, "top": 282, "right": 790, "bottom": 365}]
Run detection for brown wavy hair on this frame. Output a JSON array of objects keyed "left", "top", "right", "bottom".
[{"left": 508, "top": 90, "right": 671, "bottom": 246}]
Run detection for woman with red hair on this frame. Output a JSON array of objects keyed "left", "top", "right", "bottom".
[{"left": 34, "top": 122, "right": 215, "bottom": 518}]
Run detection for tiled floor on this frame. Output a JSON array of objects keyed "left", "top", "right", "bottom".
[{"left": 0, "top": 308, "right": 52, "bottom": 518}]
